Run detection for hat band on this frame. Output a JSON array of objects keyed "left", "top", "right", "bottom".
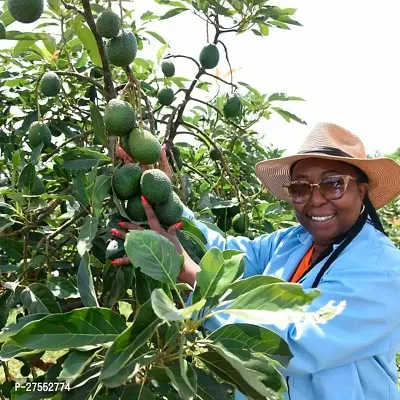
[{"left": 298, "top": 146, "right": 353, "bottom": 158}]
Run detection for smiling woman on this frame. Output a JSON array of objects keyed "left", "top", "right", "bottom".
[{"left": 114, "top": 122, "right": 400, "bottom": 400}]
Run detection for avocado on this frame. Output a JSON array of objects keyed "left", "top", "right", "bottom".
[
  {"left": 232, "top": 213, "right": 249, "bottom": 234},
  {"left": 140, "top": 169, "right": 172, "bottom": 204},
  {"left": 20, "top": 363, "right": 31, "bottom": 377},
  {"left": 157, "top": 87, "right": 174, "bottom": 106},
  {"left": 199, "top": 43, "right": 220, "bottom": 69},
  {"left": 113, "top": 163, "right": 142, "bottom": 200},
  {"left": 96, "top": 9, "right": 121, "bottom": 39},
  {"left": 90, "top": 67, "right": 103, "bottom": 79},
  {"left": 223, "top": 94, "right": 242, "bottom": 118},
  {"left": 106, "top": 31, "right": 138, "bottom": 67},
  {"left": 210, "top": 148, "right": 221, "bottom": 161},
  {"left": 104, "top": 99, "right": 136, "bottom": 137},
  {"left": 128, "top": 127, "right": 161, "bottom": 165},
  {"left": 0, "top": 21, "right": 6, "bottom": 39},
  {"left": 155, "top": 191, "right": 184, "bottom": 226},
  {"left": 106, "top": 238, "right": 125, "bottom": 260},
  {"left": 40, "top": 71, "right": 61, "bottom": 97},
  {"left": 126, "top": 195, "right": 147, "bottom": 221},
  {"left": 6, "top": 0, "right": 43, "bottom": 23},
  {"left": 28, "top": 121, "right": 52, "bottom": 149},
  {"left": 161, "top": 60, "right": 175, "bottom": 77}
]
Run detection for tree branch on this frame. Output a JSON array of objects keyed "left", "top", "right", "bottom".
[
  {"left": 163, "top": 54, "right": 201, "bottom": 69},
  {"left": 56, "top": 71, "right": 104, "bottom": 92},
  {"left": 80, "top": 0, "right": 116, "bottom": 101},
  {"left": 60, "top": 0, "right": 85, "bottom": 17},
  {"left": 204, "top": 71, "right": 238, "bottom": 89}
]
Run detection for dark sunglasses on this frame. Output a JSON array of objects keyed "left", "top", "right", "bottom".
[{"left": 284, "top": 175, "right": 357, "bottom": 204}]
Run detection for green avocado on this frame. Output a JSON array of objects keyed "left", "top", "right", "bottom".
[
  {"left": 6, "top": 0, "right": 43, "bottom": 23},
  {"left": 232, "top": 213, "right": 250, "bottom": 234},
  {"left": 128, "top": 127, "right": 161, "bottom": 165},
  {"left": 40, "top": 71, "right": 61, "bottom": 97},
  {"left": 28, "top": 121, "right": 52, "bottom": 149},
  {"left": 199, "top": 43, "right": 220, "bottom": 69},
  {"left": 161, "top": 60, "right": 175, "bottom": 77},
  {"left": 223, "top": 94, "right": 242, "bottom": 118},
  {"left": 96, "top": 9, "right": 121, "bottom": 39},
  {"left": 140, "top": 169, "right": 172, "bottom": 204},
  {"left": 106, "top": 31, "right": 138, "bottom": 67},
  {"left": 155, "top": 191, "right": 184, "bottom": 226},
  {"left": 104, "top": 99, "right": 136, "bottom": 137},
  {"left": 112, "top": 163, "right": 142, "bottom": 200},
  {"left": 157, "top": 87, "right": 174, "bottom": 106},
  {"left": 0, "top": 21, "right": 6, "bottom": 39},
  {"left": 126, "top": 195, "right": 147, "bottom": 221}
]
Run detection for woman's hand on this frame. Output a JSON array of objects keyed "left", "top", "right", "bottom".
[{"left": 110, "top": 196, "right": 200, "bottom": 287}]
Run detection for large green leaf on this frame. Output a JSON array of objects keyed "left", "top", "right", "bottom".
[
  {"left": 56, "top": 148, "right": 110, "bottom": 170},
  {"left": 196, "top": 247, "right": 244, "bottom": 298},
  {"left": 121, "top": 383, "right": 155, "bottom": 400},
  {"left": 59, "top": 349, "right": 99, "bottom": 383},
  {"left": 18, "top": 163, "right": 36, "bottom": 193},
  {"left": 0, "top": 314, "right": 47, "bottom": 343},
  {"left": 134, "top": 268, "right": 161, "bottom": 305},
  {"left": 45, "top": 277, "right": 79, "bottom": 299},
  {"left": 151, "top": 288, "right": 205, "bottom": 321},
  {"left": 0, "top": 339, "right": 43, "bottom": 361},
  {"left": 0, "top": 291, "right": 12, "bottom": 330},
  {"left": 77, "top": 251, "right": 99, "bottom": 307},
  {"left": 10, "top": 308, "right": 126, "bottom": 350},
  {"left": 20, "top": 283, "right": 61, "bottom": 314},
  {"left": 91, "top": 174, "right": 111, "bottom": 217},
  {"left": 100, "top": 299, "right": 162, "bottom": 382},
  {"left": 77, "top": 216, "right": 99, "bottom": 256},
  {"left": 124, "top": 230, "right": 182, "bottom": 284},
  {"left": 101, "top": 265, "right": 135, "bottom": 308},
  {"left": 194, "top": 367, "right": 230, "bottom": 400},
  {"left": 74, "top": 21, "right": 101, "bottom": 66},
  {"left": 163, "top": 360, "right": 197, "bottom": 400},
  {"left": 89, "top": 103, "right": 108, "bottom": 147}
]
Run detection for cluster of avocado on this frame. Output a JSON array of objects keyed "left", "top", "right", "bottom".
[
  {"left": 212, "top": 205, "right": 250, "bottom": 234},
  {"left": 113, "top": 164, "right": 184, "bottom": 227}
]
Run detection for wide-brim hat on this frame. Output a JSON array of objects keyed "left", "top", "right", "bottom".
[{"left": 255, "top": 122, "right": 400, "bottom": 209}]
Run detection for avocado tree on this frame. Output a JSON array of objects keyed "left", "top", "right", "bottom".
[{"left": 0, "top": 1, "right": 348, "bottom": 399}]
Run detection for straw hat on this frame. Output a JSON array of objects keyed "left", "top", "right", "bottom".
[{"left": 255, "top": 122, "right": 400, "bottom": 209}]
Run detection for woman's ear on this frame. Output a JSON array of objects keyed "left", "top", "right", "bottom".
[{"left": 358, "top": 182, "right": 369, "bottom": 200}]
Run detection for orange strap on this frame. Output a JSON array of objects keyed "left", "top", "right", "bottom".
[{"left": 290, "top": 245, "right": 315, "bottom": 283}]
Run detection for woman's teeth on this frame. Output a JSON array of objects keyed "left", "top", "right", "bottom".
[{"left": 310, "top": 214, "right": 335, "bottom": 221}]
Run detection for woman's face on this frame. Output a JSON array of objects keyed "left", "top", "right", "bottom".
[{"left": 291, "top": 158, "right": 368, "bottom": 247}]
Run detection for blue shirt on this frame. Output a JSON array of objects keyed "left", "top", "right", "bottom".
[{"left": 183, "top": 208, "right": 400, "bottom": 400}]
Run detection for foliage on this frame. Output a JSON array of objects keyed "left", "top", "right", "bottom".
[{"left": 0, "top": 0, "right": 396, "bottom": 399}]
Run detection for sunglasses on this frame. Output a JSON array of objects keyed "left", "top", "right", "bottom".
[{"left": 284, "top": 175, "right": 357, "bottom": 204}]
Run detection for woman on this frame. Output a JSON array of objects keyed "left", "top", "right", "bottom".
[{"left": 113, "top": 122, "right": 400, "bottom": 399}]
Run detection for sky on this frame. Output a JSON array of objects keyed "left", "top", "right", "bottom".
[{"left": 1, "top": 0, "right": 400, "bottom": 157}]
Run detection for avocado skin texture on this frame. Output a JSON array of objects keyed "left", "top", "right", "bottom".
[
  {"left": 104, "top": 99, "right": 136, "bottom": 137},
  {"left": 161, "top": 60, "right": 175, "bottom": 77},
  {"left": 96, "top": 9, "right": 121, "bottom": 39},
  {"left": 232, "top": 213, "right": 250, "bottom": 234},
  {"left": 157, "top": 87, "right": 174, "bottom": 106},
  {"left": 7, "top": 0, "right": 44, "bottom": 23},
  {"left": 40, "top": 72, "right": 61, "bottom": 97},
  {"left": 126, "top": 196, "right": 147, "bottom": 221},
  {"left": 0, "top": 22, "right": 6, "bottom": 39},
  {"left": 140, "top": 169, "right": 172, "bottom": 204},
  {"left": 28, "top": 122, "right": 51, "bottom": 149},
  {"left": 223, "top": 94, "right": 242, "bottom": 118},
  {"left": 155, "top": 191, "right": 184, "bottom": 226},
  {"left": 106, "top": 31, "right": 138, "bottom": 67},
  {"left": 128, "top": 128, "right": 161, "bottom": 165},
  {"left": 199, "top": 43, "right": 220, "bottom": 69},
  {"left": 113, "top": 164, "right": 142, "bottom": 200}
]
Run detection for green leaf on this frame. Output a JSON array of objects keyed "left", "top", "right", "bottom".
[
  {"left": 18, "top": 163, "right": 36, "bottom": 193},
  {"left": 77, "top": 216, "right": 99, "bottom": 256},
  {"left": 0, "top": 238, "right": 23, "bottom": 261},
  {"left": 5, "top": 31, "right": 49, "bottom": 41},
  {"left": 0, "top": 314, "right": 47, "bottom": 343},
  {"left": 77, "top": 251, "right": 99, "bottom": 307},
  {"left": 225, "top": 275, "right": 285, "bottom": 301},
  {"left": 48, "top": 0, "right": 61, "bottom": 12},
  {"left": 271, "top": 106, "right": 306, "bottom": 124},
  {"left": 59, "top": 349, "right": 99, "bottom": 383},
  {"left": 20, "top": 283, "right": 61, "bottom": 314},
  {"left": 151, "top": 288, "right": 205, "bottom": 321},
  {"left": 194, "top": 367, "right": 230, "bottom": 400},
  {"left": 159, "top": 7, "right": 188, "bottom": 20},
  {"left": 89, "top": 103, "right": 108, "bottom": 147},
  {"left": 124, "top": 230, "right": 181, "bottom": 284},
  {"left": 121, "top": 383, "right": 155, "bottom": 400},
  {"left": 100, "top": 299, "right": 162, "bottom": 382},
  {"left": 0, "top": 291, "right": 12, "bottom": 330},
  {"left": 146, "top": 30, "right": 167, "bottom": 44},
  {"left": 101, "top": 265, "right": 135, "bottom": 308},
  {"left": 57, "top": 148, "right": 110, "bottom": 170},
  {"left": 268, "top": 93, "right": 304, "bottom": 102},
  {"left": 134, "top": 269, "right": 161, "bottom": 305},
  {"left": 0, "top": 339, "right": 43, "bottom": 361},
  {"left": 91, "top": 174, "right": 111, "bottom": 217},
  {"left": 45, "top": 277, "right": 79, "bottom": 299},
  {"left": 10, "top": 308, "right": 126, "bottom": 350},
  {"left": 196, "top": 247, "right": 244, "bottom": 298},
  {"left": 163, "top": 360, "right": 197, "bottom": 400},
  {"left": 75, "top": 21, "right": 101, "bottom": 66}
]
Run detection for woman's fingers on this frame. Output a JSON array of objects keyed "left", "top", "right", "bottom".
[
  {"left": 116, "top": 143, "right": 134, "bottom": 164},
  {"left": 111, "top": 228, "right": 127, "bottom": 240},
  {"left": 141, "top": 196, "right": 163, "bottom": 232},
  {"left": 167, "top": 221, "right": 184, "bottom": 235},
  {"left": 118, "top": 221, "right": 144, "bottom": 231},
  {"left": 111, "top": 257, "right": 131, "bottom": 266}
]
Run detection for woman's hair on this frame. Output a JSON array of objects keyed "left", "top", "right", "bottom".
[{"left": 289, "top": 159, "right": 388, "bottom": 287}]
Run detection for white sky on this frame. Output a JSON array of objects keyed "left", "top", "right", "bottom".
[{"left": 2, "top": 0, "right": 400, "bottom": 156}]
